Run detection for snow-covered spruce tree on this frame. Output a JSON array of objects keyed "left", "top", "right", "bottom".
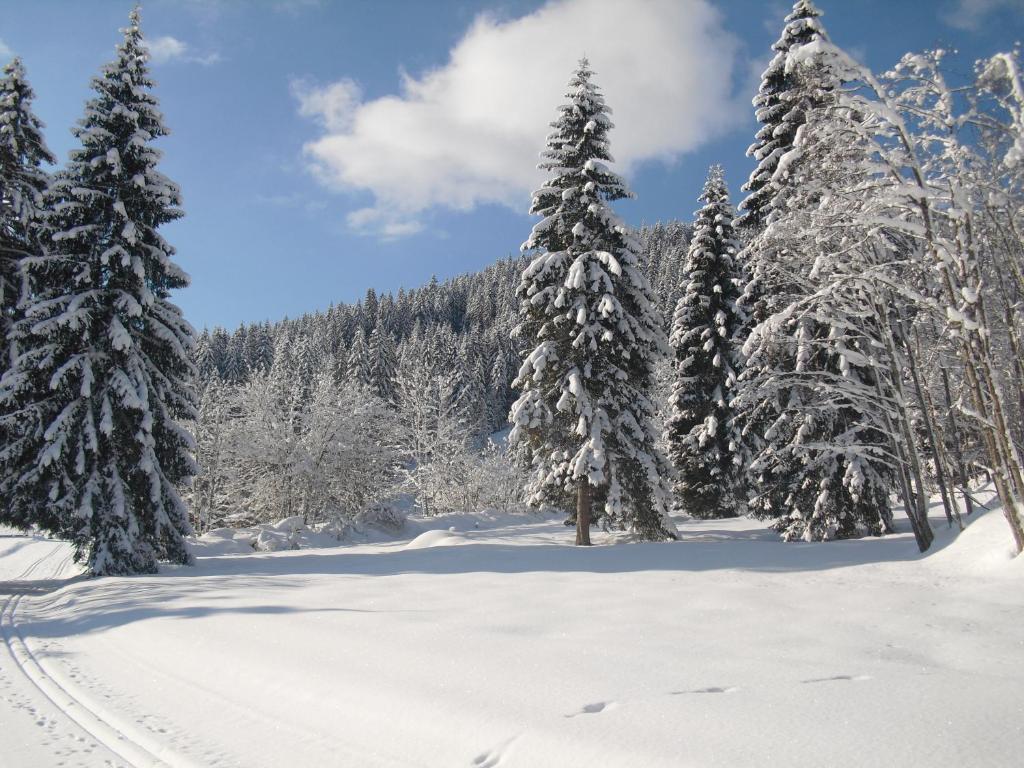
[
  {"left": 737, "top": 0, "right": 829, "bottom": 232},
  {"left": 734, "top": 40, "right": 904, "bottom": 544},
  {"left": 509, "top": 59, "right": 675, "bottom": 545},
  {"left": 346, "top": 324, "right": 372, "bottom": 389},
  {"left": 731, "top": 0, "right": 843, "bottom": 526},
  {"left": 0, "top": 58, "right": 54, "bottom": 377},
  {"left": 0, "top": 9, "right": 197, "bottom": 574},
  {"left": 665, "top": 165, "right": 743, "bottom": 519},
  {"left": 367, "top": 323, "right": 397, "bottom": 404}
]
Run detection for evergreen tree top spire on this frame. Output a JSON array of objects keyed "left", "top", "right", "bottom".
[
  {"left": 779, "top": 0, "right": 827, "bottom": 50},
  {"left": 787, "top": 0, "right": 824, "bottom": 23},
  {"left": 524, "top": 58, "right": 631, "bottom": 254},
  {"left": 0, "top": 56, "right": 55, "bottom": 181},
  {"left": 736, "top": 0, "right": 831, "bottom": 229},
  {"left": 700, "top": 163, "right": 728, "bottom": 205}
]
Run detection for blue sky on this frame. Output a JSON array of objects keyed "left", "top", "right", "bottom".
[{"left": 1, "top": 0, "right": 1022, "bottom": 330}]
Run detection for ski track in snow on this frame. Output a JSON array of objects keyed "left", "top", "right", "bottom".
[{"left": 0, "top": 541, "right": 191, "bottom": 768}]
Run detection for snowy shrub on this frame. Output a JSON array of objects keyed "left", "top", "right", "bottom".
[
  {"left": 186, "top": 366, "right": 401, "bottom": 528},
  {"left": 461, "top": 441, "right": 530, "bottom": 515},
  {"left": 355, "top": 503, "right": 406, "bottom": 532}
]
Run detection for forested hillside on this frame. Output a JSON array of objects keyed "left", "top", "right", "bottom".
[{"left": 188, "top": 224, "right": 691, "bottom": 530}]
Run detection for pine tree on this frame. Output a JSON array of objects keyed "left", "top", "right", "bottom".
[
  {"left": 243, "top": 321, "right": 274, "bottom": 374},
  {"left": 737, "top": 0, "right": 829, "bottom": 231},
  {"left": 346, "top": 325, "right": 372, "bottom": 389},
  {"left": 665, "top": 166, "right": 743, "bottom": 519},
  {"left": 367, "top": 323, "right": 397, "bottom": 404},
  {"left": 509, "top": 59, "right": 675, "bottom": 544},
  {"left": 0, "top": 9, "right": 197, "bottom": 575},
  {"left": 732, "top": 0, "right": 844, "bottom": 524},
  {"left": 0, "top": 58, "right": 54, "bottom": 376},
  {"left": 733, "top": 36, "right": 899, "bottom": 543},
  {"left": 454, "top": 332, "right": 488, "bottom": 437}
]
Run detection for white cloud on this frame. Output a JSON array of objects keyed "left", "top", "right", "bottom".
[
  {"left": 295, "top": 0, "right": 743, "bottom": 238},
  {"left": 144, "top": 35, "right": 221, "bottom": 66},
  {"left": 291, "top": 78, "right": 362, "bottom": 131},
  {"left": 0, "top": 38, "right": 14, "bottom": 58},
  {"left": 145, "top": 35, "right": 188, "bottom": 64},
  {"left": 942, "top": 0, "right": 1024, "bottom": 30},
  {"left": 347, "top": 207, "right": 425, "bottom": 240}
]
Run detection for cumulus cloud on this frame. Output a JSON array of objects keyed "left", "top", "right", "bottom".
[
  {"left": 144, "top": 35, "right": 221, "bottom": 66},
  {"left": 145, "top": 35, "right": 187, "bottom": 63},
  {"left": 294, "top": 0, "right": 743, "bottom": 238},
  {"left": 291, "top": 78, "right": 362, "bottom": 131},
  {"left": 941, "top": 0, "right": 1024, "bottom": 30}
]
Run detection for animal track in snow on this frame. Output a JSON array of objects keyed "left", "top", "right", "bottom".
[
  {"left": 565, "top": 700, "right": 617, "bottom": 718},
  {"left": 672, "top": 686, "right": 739, "bottom": 695},
  {"left": 801, "top": 674, "right": 872, "bottom": 684},
  {"left": 471, "top": 733, "right": 521, "bottom": 767}
]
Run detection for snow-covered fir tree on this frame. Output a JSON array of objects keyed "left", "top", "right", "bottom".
[
  {"left": 0, "top": 58, "right": 54, "bottom": 376},
  {"left": 737, "top": 0, "right": 829, "bottom": 232},
  {"left": 346, "top": 324, "right": 372, "bottom": 389},
  {"left": 665, "top": 165, "right": 743, "bottom": 519},
  {"left": 734, "top": 37, "right": 898, "bottom": 543},
  {"left": 509, "top": 59, "right": 675, "bottom": 544},
  {"left": 0, "top": 9, "right": 197, "bottom": 574},
  {"left": 367, "top": 323, "right": 397, "bottom": 403},
  {"left": 454, "top": 332, "right": 489, "bottom": 436},
  {"left": 731, "top": 0, "right": 847, "bottom": 527}
]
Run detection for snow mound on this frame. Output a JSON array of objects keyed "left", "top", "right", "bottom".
[
  {"left": 922, "top": 495, "right": 1024, "bottom": 579},
  {"left": 188, "top": 527, "right": 256, "bottom": 556},
  {"left": 191, "top": 506, "right": 409, "bottom": 556},
  {"left": 403, "top": 528, "right": 470, "bottom": 550}
]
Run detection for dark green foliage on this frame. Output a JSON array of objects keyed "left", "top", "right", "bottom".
[
  {"left": 0, "top": 10, "right": 196, "bottom": 575},
  {"left": 665, "top": 166, "right": 743, "bottom": 519}
]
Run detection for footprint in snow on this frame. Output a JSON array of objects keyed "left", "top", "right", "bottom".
[
  {"left": 565, "top": 700, "right": 617, "bottom": 718},
  {"left": 671, "top": 686, "right": 739, "bottom": 695},
  {"left": 801, "top": 674, "right": 872, "bottom": 684},
  {"left": 472, "top": 734, "right": 520, "bottom": 767}
]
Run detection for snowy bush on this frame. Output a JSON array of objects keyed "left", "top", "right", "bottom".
[{"left": 186, "top": 366, "right": 401, "bottom": 530}]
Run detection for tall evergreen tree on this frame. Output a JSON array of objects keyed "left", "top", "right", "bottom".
[
  {"left": 0, "top": 9, "right": 197, "bottom": 575},
  {"left": 665, "top": 166, "right": 744, "bottom": 519},
  {"left": 346, "top": 325, "right": 373, "bottom": 389},
  {"left": 453, "top": 332, "right": 489, "bottom": 436},
  {"left": 733, "top": 30, "right": 897, "bottom": 543},
  {"left": 509, "top": 59, "right": 675, "bottom": 544},
  {"left": 732, "top": 0, "right": 843, "bottom": 523},
  {"left": 737, "top": 0, "right": 829, "bottom": 232},
  {"left": 367, "top": 323, "right": 397, "bottom": 404},
  {"left": 0, "top": 58, "right": 54, "bottom": 375}
]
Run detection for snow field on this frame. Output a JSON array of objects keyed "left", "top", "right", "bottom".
[{"left": 1, "top": 495, "right": 1021, "bottom": 768}]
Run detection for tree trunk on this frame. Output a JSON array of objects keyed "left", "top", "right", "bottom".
[
  {"left": 874, "top": 295, "right": 934, "bottom": 551},
  {"left": 940, "top": 366, "right": 974, "bottom": 517},
  {"left": 576, "top": 480, "right": 592, "bottom": 546},
  {"left": 906, "top": 323, "right": 958, "bottom": 529}
]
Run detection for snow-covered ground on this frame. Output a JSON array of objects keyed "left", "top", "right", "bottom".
[{"left": 2, "top": 494, "right": 1021, "bottom": 768}]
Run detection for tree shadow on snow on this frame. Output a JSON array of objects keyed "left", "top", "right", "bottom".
[
  {"left": 167, "top": 507, "right": 984, "bottom": 581},
  {"left": 16, "top": 577, "right": 426, "bottom": 639},
  {"left": 10, "top": 499, "right": 994, "bottom": 639}
]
